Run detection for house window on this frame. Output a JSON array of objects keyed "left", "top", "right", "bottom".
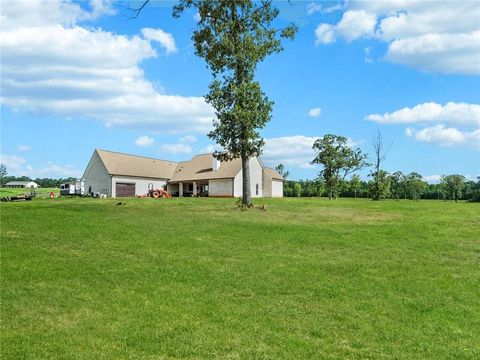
[{"left": 256, "top": 184, "right": 259, "bottom": 195}]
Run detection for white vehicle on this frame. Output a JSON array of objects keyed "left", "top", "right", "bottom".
[{"left": 60, "top": 179, "right": 85, "bottom": 196}]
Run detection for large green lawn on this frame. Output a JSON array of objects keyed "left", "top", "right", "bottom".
[{"left": 1, "top": 197, "right": 479, "bottom": 359}]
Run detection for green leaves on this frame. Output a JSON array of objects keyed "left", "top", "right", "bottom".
[
  {"left": 311, "top": 134, "right": 369, "bottom": 199},
  {"left": 174, "top": 0, "right": 296, "bottom": 160}
]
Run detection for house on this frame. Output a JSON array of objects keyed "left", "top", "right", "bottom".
[
  {"left": 4, "top": 181, "right": 39, "bottom": 188},
  {"left": 82, "top": 149, "right": 283, "bottom": 198}
]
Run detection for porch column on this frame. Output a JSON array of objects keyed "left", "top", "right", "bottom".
[
  {"left": 179, "top": 182, "right": 183, "bottom": 197},
  {"left": 193, "top": 182, "right": 197, "bottom": 197}
]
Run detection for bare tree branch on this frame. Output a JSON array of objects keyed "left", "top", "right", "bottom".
[{"left": 127, "top": 0, "right": 150, "bottom": 19}]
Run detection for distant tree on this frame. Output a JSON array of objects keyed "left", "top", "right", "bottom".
[
  {"left": 405, "top": 172, "right": 426, "bottom": 200},
  {"left": 0, "top": 164, "right": 6, "bottom": 187},
  {"left": 293, "top": 183, "right": 302, "bottom": 197},
  {"left": 370, "top": 131, "right": 391, "bottom": 200},
  {"left": 311, "top": 134, "right": 369, "bottom": 199},
  {"left": 169, "top": 0, "right": 297, "bottom": 207},
  {"left": 441, "top": 174, "right": 465, "bottom": 202},
  {"left": 275, "top": 164, "right": 289, "bottom": 180},
  {"left": 350, "top": 174, "right": 362, "bottom": 199},
  {"left": 368, "top": 170, "right": 391, "bottom": 199},
  {"left": 390, "top": 171, "right": 405, "bottom": 200}
]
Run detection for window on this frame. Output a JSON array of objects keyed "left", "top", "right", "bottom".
[{"left": 256, "top": 184, "right": 259, "bottom": 195}]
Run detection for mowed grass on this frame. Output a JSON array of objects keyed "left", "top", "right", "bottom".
[{"left": 1, "top": 197, "right": 479, "bottom": 359}]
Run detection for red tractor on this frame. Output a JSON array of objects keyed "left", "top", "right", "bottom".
[{"left": 141, "top": 183, "right": 172, "bottom": 198}]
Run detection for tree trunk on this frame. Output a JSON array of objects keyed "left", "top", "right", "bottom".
[{"left": 242, "top": 156, "right": 252, "bottom": 206}]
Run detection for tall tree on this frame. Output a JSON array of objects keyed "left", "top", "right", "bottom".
[
  {"left": 275, "top": 163, "right": 289, "bottom": 180},
  {"left": 441, "top": 174, "right": 465, "bottom": 202},
  {"left": 371, "top": 131, "right": 390, "bottom": 200},
  {"left": 311, "top": 134, "right": 369, "bottom": 199},
  {"left": 171, "top": 1, "right": 296, "bottom": 206},
  {"left": 0, "top": 164, "right": 7, "bottom": 187}
]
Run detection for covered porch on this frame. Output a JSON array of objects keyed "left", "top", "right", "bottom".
[{"left": 167, "top": 181, "right": 209, "bottom": 197}]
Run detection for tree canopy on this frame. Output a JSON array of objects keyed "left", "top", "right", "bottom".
[
  {"left": 311, "top": 134, "right": 369, "bottom": 199},
  {"left": 173, "top": 0, "right": 296, "bottom": 205}
]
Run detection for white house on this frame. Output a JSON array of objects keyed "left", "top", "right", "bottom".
[
  {"left": 5, "top": 181, "right": 39, "bottom": 188},
  {"left": 82, "top": 149, "right": 283, "bottom": 198}
]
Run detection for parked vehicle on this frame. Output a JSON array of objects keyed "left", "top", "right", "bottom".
[{"left": 60, "top": 179, "right": 85, "bottom": 196}]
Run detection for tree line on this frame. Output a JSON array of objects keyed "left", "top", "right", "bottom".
[
  {"left": 275, "top": 133, "right": 479, "bottom": 202},
  {"left": 0, "top": 170, "right": 76, "bottom": 189},
  {"left": 281, "top": 174, "right": 480, "bottom": 202}
]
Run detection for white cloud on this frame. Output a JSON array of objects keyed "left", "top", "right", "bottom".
[
  {"left": 306, "top": 3, "right": 322, "bottom": 16},
  {"left": 314, "top": 1, "right": 480, "bottom": 74},
  {"left": 308, "top": 107, "right": 322, "bottom": 117},
  {"left": 161, "top": 143, "right": 192, "bottom": 154},
  {"left": 262, "top": 135, "right": 364, "bottom": 168},
  {"left": 141, "top": 28, "right": 178, "bottom": 54},
  {"left": 179, "top": 135, "right": 197, "bottom": 143},
  {"left": 262, "top": 136, "right": 318, "bottom": 168},
  {"left": 135, "top": 136, "right": 154, "bottom": 147},
  {"left": 405, "top": 125, "right": 480, "bottom": 148},
  {"left": 0, "top": 0, "right": 115, "bottom": 30},
  {"left": 315, "top": 24, "right": 335, "bottom": 44},
  {"left": 17, "top": 145, "right": 33, "bottom": 152},
  {"left": 0, "top": 0, "right": 214, "bottom": 134},
  {"left": 367, "top": 102, "right": 480, "bottom": 128},
  {"left": 193, "top": 12, "right": 201, "bottom": 23},
  {"left": 0, "top": 154, "right": 81, "bottom": 178}
]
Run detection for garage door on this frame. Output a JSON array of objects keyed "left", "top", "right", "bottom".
[{"left": 116, "top": 183, "right": 135, "bottom": 197}]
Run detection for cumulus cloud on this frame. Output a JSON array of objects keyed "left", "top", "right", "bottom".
[
  {"left": 261, "top": 136, "right": 320, "bottom": 169},
  {"left": 135, "top": 136, "right": 154, "bottom": 147},
  {"left": 405, "top": 126, "right": 480, "bottom": 148},
  {"left": 141, "top": 28, "right": 177, "bottom": 54},
  {"left": 261, "top": 135, "right": 363, "bottom": 168},
  {"left": 0, "top": 0, "right": 214, "bottom": 133},
  {"left": 308, "top": 107, "right": 322, "bottom": 117},
  {"left": 161, "top": 143, "right": 192, "bottom": 154},
  {"left": 367, "top": 102, "right": 480, "bottom": 127},
  {"left": 314, "top": 1, "right": 480, "bottom": 74},
  {"left": 0, "top": 154, "right": 82, "bottom": 178}
]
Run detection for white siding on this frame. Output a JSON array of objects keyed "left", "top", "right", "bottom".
[
  {"left": 233, "top": 157, "right": 263, "bottom": 198},
  {"left": 83, "top": 151, "right": 111, "bottom": 196},
  {"left": 111, "top": 176, "right": 167, "bottom": 197},
  {"left": 263, "top": 171, "right": 272, "bottom": 197},
  {"left": 209, "top": 179, "right": 233, "bottom": 197},
  {"left": 271, "top": 179, "right": 283, "bottom": 197}
]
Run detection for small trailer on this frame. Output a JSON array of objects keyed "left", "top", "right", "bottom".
[{"left": 60, "top": 179, "right": 85, "bottom": 196}]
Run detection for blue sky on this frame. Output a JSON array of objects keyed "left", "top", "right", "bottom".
[{"left": 1, "top": 0, "right": 479, "bottom": 181}]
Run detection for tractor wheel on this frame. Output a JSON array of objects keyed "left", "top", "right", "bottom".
[{"left": 152, "top": 191, "right": 160, "bottom": 198}]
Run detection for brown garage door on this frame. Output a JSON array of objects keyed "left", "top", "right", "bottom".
[{"left": 116, "top": 183, "right": 135, "bottom": 197}]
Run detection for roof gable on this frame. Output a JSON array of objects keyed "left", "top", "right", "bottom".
[
  {"left": 170, "top": 153, "right": 242, "bottom": 182},
  {"left": 95, "top": 149, "right": 177, "bottom": 179}
]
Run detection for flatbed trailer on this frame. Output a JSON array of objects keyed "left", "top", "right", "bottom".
[{"left": 1, "top": 195, "right": 33, "bottom": 202}]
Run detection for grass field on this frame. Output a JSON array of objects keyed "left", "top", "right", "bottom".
[
  {"left": 1, "top": 197, "right": 479, "bottom": 359},
  {"left": 0, "top": 187, "right": 59, "bottom": 198}
]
